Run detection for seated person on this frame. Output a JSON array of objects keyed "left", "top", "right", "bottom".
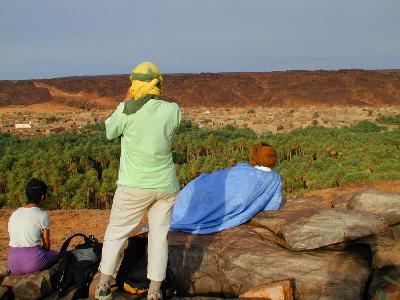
[
  {"left": 171, "top": 143, "right": 283, "bottom": 234},
  {"left": 7, "top": 179, "right": 58, "bottom": 275}
]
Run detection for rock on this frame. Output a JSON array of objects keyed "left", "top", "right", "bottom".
[
  {"left": 171, "top": 296, "right": 231, "bottom": 300},
  {"left": 250, "top": 196, "right": 332, "bottom": 235},
  {"left": 0, "top": 286, "right": 12, "bottom": 300},
  {"left": 368, "top": 265, "right": 400, "bottom": 298},
  {"left": 281, "top": 208, "right": 387, "bottom": 250},
  {"left": 332, "top": 192, "right": 354, "bottom": 209},
  {"left": 239, "top": 280, "right": 294, "bottom": 300},
  {"left": 1, "top": 276, "right": 18, "bottom": 288},
  {"left": 0, "top": 261, "right": 9, "bottom": 284},
  {"left": 390, "top": 223, "right": 400, "bottom": 240},
  {"left": 334, "top": 189, "right": 400, "bottom": 225},
  {"left": 250, "top": 211, "right": 291, "bottom": 235},
  {"left": 246, "top": 226, "right": 288, "bottom": 248},
  {"left": 42, "top": 287, "right": 86, "bottom": 300},
  {"left": 360, "top": 227, "right": 400, "bottom": 297},
  {"left": 1, "top": 269, "right": 54, "bottom": 299},
  {"left": 370, "top": 276, "right": 400, "bottom": 300},
  {"left": 88, "top": 271, "right": 101, "bottom": 299},
  {"left": 168, "top": 225, "right": 370, "bottom": 300},
  {"left": 362, "top": 235, "right": 400, "bottom": 268},
  {"left": 282, "top": 196, "right": 332, "bottom": 211}
]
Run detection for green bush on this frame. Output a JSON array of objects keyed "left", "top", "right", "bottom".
[
  {"left": 376, "top": 114, "right": 400, "bottom": 125},
  {"left": 0, "top": 121, "right": 399, "bottom": 209}
]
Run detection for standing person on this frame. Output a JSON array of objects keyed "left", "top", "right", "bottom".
[
  {"left": 96, "top": 62, "right": 181, "bottom": 300},
  {"left": 7, "top": 178, "right": 58, "bottom": 275}
]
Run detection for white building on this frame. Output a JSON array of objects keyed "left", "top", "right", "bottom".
[{"left": 15, "top": 121, "right": 32, "bottom": 129}]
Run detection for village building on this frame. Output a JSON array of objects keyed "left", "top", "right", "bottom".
[{"left": 15, "top": 121, "right": 32, "bottom": 129}]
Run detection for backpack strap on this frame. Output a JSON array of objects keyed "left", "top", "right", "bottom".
[{"left": 58, "top": 232, "right": 98, "bottom": 259}]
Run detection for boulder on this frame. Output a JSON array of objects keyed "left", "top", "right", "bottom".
[
  {"left": 1, "top": 269, "right": 54, "bottom": 299},
  {"left": 0, "top": 262, "right": 9, "bottom": 284},
  {"left": 250, "top": 210, "right": 292, "bottom": 235},
  {"left": 281, "top": 196, "right": 332, "bottom": 211},
  {"left": 367, "top": 261, "right": 400, "bottom": 298},
  {"left": 361, "top": 235, "right": 400, "bottom": 269},
  {"left": 42, "top": 287, "right": 86, "bottom": 300},
  {"left": 239, "top": 280, "right": 294, "bottom": 300},
  {"left": 0, "top": 286, "right": 12, "bottom": 300},
  {"left": 331, "top": 192, "right": 354, "bottom": 209},
  {"left": 250, "top": 196, "right": 332, "bottom": 235},
  {"left": 390, "top": 223, "right": 400, "bottom": 240},
  {"left": 168, "top": 225, "right": 370, "bottom": 300},
  {"left": 360, "top": 232, "right": 400, "bottom": 297},
  {"left": 175, "top": 296, "right": 231, "bottom": 300},
  {"left": 175, "top": 298, "right": 231, "bottom": 300},
  {"left": 370, "top": 275, "right": 400, "bottom": 300},
  {"left": 333, "top": 189, "right": 400, "bottom": 225},
  {"left": 281, "top": 209, "right": 387, "bottom": 250}
]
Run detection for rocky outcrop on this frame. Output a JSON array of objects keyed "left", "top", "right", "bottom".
[
  {"left": 2, "top": 188, "right": 400, "bottom": 300},
  {"left": 167, "top": 189, "right": 400, "bottom": 300},
  {"left": 371, "top": 277, "right": 400, "bottom": 300},
  {"left": 333, "top": 189, "right": 400, "bottom": 224},
  {"left": 331, "top": 189, "right": 400, "bottom": 298},
  {"left": 282, "top": 209, "right": 387, "bottom": 250},
  {"left": 0, "top": 262, "right": 9, "bottom": 287},
  {"left": 239, "top": 280, "right": 294, "bottom": 300},
  {"left": 168, "top": 225, "right": 370, "bottom": 300},
  {"left": 1, "top": 269, "right": 54, "bottom": 300},
  {"left": 0, "top": 286, "right": 11, "bottom": 300}
]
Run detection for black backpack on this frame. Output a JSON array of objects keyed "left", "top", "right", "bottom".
[
  {"left": 51, "top": 232, "right": 101, "bottom": 299},
  {"left": 116, "top": 235, "right": 176, "bottom": 298}
]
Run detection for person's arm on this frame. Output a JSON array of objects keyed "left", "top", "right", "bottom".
[
  {"left": 41, "top": 212, "right": 51, "bottom": 250},
  {"left": 41, "top": 229, "right": 51, "bottom": 250},
  {"left": 105, "top": 103, "right": 128, "bottom": 140}
]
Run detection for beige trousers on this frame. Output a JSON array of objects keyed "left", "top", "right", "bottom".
[{"left": 99, "top": 185, "right": 177, "bottom": 281}]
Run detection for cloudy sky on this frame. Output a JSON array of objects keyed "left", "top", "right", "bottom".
[{"left": 1, "top": 0, "right": 399, "bottom": 80}]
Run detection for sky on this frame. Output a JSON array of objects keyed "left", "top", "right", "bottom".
[{"left": 0, "top": 0, "right": 399, "bottom": 80}]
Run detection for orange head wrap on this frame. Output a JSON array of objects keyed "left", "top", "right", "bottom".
[{"left": 249, "top": 143, "right": 277, "bottom": 168}]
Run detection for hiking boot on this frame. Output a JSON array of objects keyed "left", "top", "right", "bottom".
[
  {"left": 95, "top": 284, "right": 113, "bottom": 300},
  {"left": 147, "top": 289, "right": 162, "bottom": 300}
]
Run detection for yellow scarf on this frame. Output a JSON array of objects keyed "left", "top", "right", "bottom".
[{"left": 128, "top": 61, "right": 163, "bottom": 100}]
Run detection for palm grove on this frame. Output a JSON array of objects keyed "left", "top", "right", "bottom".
[{"left": 0, "top": 119, "right": 399, "bottom": 209}]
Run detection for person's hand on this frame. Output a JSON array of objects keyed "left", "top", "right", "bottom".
[{"left": 124, "top": 89, "right": 132, "bottom": 101}]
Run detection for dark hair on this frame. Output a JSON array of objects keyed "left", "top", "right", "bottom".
[{"left": 26, "top": 178, "right": 48, "bottom": 204}]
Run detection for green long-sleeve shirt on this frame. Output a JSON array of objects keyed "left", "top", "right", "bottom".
[{"left": 105, "top": 99, "right": 181, "bottom": 193}]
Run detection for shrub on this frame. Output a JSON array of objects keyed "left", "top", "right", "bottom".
[
  {"left": 313, "top": 111, "right": 320, "bottom": 118},
  {"left": 0, "top": 120, "right": 399, "bottom": 209},
  {"left": 376, "top": 114, "right": 400, "bottom": 125}
]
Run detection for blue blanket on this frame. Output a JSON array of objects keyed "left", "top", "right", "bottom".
[{"left": 171, "top": 163, "right": 283, "bottom": 234}]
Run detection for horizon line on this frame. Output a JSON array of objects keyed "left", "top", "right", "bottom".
[{"left": 2, "top": 68, "right": 400, "bottom": 81}]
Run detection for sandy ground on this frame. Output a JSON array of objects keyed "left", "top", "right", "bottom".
[
  {"left": 0, "top": 103, "right": 83, "bottom": 114},
  {"left": 1, "top": 179, "right": 400, "bottom": 261}
]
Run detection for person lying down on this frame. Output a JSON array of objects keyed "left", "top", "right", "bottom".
[{"left": 171, "top": 143, "right": 283, "bottom": 234}]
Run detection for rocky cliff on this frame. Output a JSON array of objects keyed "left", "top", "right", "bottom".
[{"left": 1, "top": 70, "right": 400, "bottom": 108}]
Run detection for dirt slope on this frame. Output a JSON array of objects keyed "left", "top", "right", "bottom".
[{"left": 1, "top": 69, "right": 400, "bottom": 109}]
